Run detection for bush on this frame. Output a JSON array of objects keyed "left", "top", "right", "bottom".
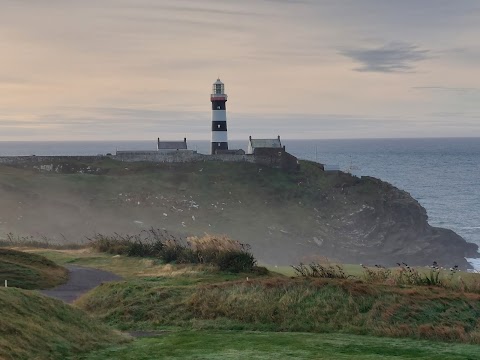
[
  {"left": 361, "top": 262, "right": 461, "bottom": 288},
  {"left": 0, "top": 233, "right": 86, "bottom": 250},
  {"left": 215, "top": 251, "right": 257, "bottom": 272},
  {"left": 292, "top": 262, "right": 351, "bottom": 279},
  {"left": 362, "top": 265, "right": 391, "bottom": 283},
  {"left": 87, "top": 229, "right": 257, "bottom": 273}
]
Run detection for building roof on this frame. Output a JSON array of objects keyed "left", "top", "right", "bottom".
[
  {"left": 249, "top": 137, "right": 282, "bottom": 149},
  {"left": 157, "top": 138, "right": 187, "bottom": 150}
]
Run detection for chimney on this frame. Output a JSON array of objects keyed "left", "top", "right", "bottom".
[
  {"left": 249, "top": 136, "right": 252, "bottom": 141},
  {"left": 278, "top": 135, "right": 280, "bottom": 140},
  {"left": 184, "top": 137, "right": 187, "bottom": 143}
]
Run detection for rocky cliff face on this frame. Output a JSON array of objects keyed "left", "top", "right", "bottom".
[
  {"left": 314, "top": 175, "right": 478, "bottom": 268},
  {"left": 0, "top": 159, "right": 477, "bottom": 269}
]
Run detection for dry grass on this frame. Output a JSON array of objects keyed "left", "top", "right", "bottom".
[
  {"left": 187, "top": 234, "right": 246, "bottom": 252},
  {"left": 137, "top": 263, "right": 214, "bottom": 278},
  {"left": 77, "top": 275, "right": 480, "bottom": 344}
]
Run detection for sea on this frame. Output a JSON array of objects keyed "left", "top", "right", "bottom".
[{"left": 1, "top": 138, "right": 479, "bottom": 267}]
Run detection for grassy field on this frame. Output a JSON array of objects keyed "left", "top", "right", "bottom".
[
  {"left": 25, "top": 249, "right": 480, "bottom": 345},
  {"left": 75, "top": 275, "right": 480, "bottom": 343},
  {"left": 0, "top": 287, "right": 126, "bottom": 360},
  {"left": 17, "top": 249, "right": 479, "bottom": 358},
  {"left": 80, "top": 330, "right": 480, "bottom": 360},
  {"left": 0, "top": 248, "right": 68, "bottom": 289}
]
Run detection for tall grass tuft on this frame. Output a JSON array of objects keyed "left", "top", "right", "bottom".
[
  {"left": 0, "top": 233, "right": 86, "bottom": 250},
  {"left": 88, "top": 229, "right": 257, "bottom": 273},
  {"left": 362, "top": 265, "right": 392, "bottom": 283},
  {"left": 292, "top": 262, "right": 351, "bottom": 279}
]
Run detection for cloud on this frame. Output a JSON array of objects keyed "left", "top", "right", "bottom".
[
  {"left": 413, "top": 86, "right": 480, "bottom": 94},
  {"left": 340, "top": 42, "right": 429, "bottom": 73}
]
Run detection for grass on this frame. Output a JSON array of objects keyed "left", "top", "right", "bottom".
[
  {"left": 0, "top": 248, "right": 68, "bottom": 289},
  {"left": 80, "top": 330, "right": 480, "bottom": 360},
  {"left": 0, "top": 287, "right": 127, "bottom": 360},
  {"left": 29, "top": 249, "right": 480, "bottom": 344},
  {"left": 75, "top": 275, "right": 480, "bottom": 343},
  {"left": 31, "top": 249, "right": 169, "bottom": 278},
  {"left": 88, "top": 231, "right": 258, "bottom": 273},
  {"left": 30, "top": 249, "right": 250, "bottom": 281}
]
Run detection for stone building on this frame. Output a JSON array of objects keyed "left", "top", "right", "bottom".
[
  {"left": 247, "top": 136, "right": 282, "bottom": 155},
  {"left": 157, "top": 138, "right": 188, "bottom": 153}
]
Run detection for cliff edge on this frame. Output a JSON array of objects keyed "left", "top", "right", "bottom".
[{"left": 0, "top": 158, "right": 476, "bottom": 269}]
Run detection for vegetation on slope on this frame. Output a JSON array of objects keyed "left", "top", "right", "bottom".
[
  {"left": 80, "top": 330, "right": 480, "bottom": 360},
  {"left": 0, "top": 248, "right": 68, "bottom": 289},
  {"left": 1, "top": 159, "right": 475, "bottom": 268},
  {"left": 88, "top": 231, "right": 259, "bottom": 273},
  {"left": 0, "top": 287, "right": 126, "bottom": 360},
  {"left": 75, "top": 271, "right": 480, "bottom": 343},
  {"left": 23, "top": 248, "right": 480, "bottom": 346}
]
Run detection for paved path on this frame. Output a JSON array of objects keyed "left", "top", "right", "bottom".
[{"left": 41, "top": 265, "right": 122, "bottom": 303}]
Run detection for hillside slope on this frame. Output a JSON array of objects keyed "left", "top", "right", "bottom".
[
  {"left": 0, "top": 287, "right": 125, "bottom": 360},
  {"left": 0, "top": 248, "right": 68, "bottom": 289},
  {"left": 76, "top": 276, "right": 480, "bottom": 343},
  {"left": 0, "top": 159, "right": 476, "bottom": 268}
]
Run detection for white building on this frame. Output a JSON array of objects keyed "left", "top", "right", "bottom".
[
  {"left": 157, "top": 138, "right": 188, "bottom": 154},
  {"left": 247, "top": 136, "right": 282, "bottom": 155}
]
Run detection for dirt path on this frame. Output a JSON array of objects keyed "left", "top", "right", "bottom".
[{"left": 41, "top": 265, "right": 122, "bottom": 303}]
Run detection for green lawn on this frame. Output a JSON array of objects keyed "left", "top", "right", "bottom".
[{"left": 79, "top": 330, "right": 480, "bottom": 360}]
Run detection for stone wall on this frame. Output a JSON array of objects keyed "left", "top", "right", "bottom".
[
  {"left": 113, "top": 151, "right": 256, "bottom": 164},
  {"left": 253, "top": 148, "right": 299, "bottom": 171},
  {"left": 0, "top": 156, "right": 106, "bottom": 165},
  {"left": 0, "top": 150, "right": 298, "bottom": 171}
]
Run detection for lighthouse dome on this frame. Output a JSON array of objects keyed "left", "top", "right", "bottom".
[{"left": 212, "top": 78, "right": 225, "bottom": 95}]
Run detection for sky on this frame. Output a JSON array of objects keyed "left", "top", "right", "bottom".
[{"left": 1, "top": 0, "right": 479, "bottom": 141}]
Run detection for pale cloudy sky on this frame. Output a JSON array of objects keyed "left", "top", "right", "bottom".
[{"left": 1, "top": 0, "right": 479, "bottom": 140}]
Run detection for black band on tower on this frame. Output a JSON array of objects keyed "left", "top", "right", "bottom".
[
  {"left": 211, "top": 142, "right": 228, "bottom": 153},
  {"left": 211, "top": 101, "right": 226, "bottom": 110},
  {"left": 212, "top": 121, "right": 228, "bottom": 131}
]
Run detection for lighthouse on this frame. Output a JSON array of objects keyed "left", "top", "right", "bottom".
[{"left": 211, "top": 78, "right": 228, "bottom": 154}]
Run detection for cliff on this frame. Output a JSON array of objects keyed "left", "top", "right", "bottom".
[{"left": 0, "top": 157, "right": 476, "bottom": 269}]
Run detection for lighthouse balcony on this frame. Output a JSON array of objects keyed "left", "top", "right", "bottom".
[{"left": 210, "top": 94, "right": 228, "bottom": 101}]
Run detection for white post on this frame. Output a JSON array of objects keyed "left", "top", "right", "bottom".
[{"left": 4, "top": 280, "right": 7, "bottom": 288}]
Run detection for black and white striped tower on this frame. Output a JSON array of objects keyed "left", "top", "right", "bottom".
[{"left": 211, "top": 78, "right": 228, "bottom": 154}]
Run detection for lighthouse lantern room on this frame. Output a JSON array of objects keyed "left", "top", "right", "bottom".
[{"left": 211, "top": 78, "right": 229, "bottom": 154}]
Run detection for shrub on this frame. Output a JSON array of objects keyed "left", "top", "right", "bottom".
[
  {"left": 393, "top": 262, "right": 445, "bottom": 286},
  {"left": 87, "top": 229, "right": 258, "bottom": 273},
  {"left": 292, "top": 262, "right": 351, "bottom": 279},
  {"left": 362, "top": 265, "right": 392, "bottom": 283},
  {"left": 0, "top": 233, "right": 86, "bottom": 250},
  {"left": 215, "top": 251, "right": 257, "bottom": 272}
]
